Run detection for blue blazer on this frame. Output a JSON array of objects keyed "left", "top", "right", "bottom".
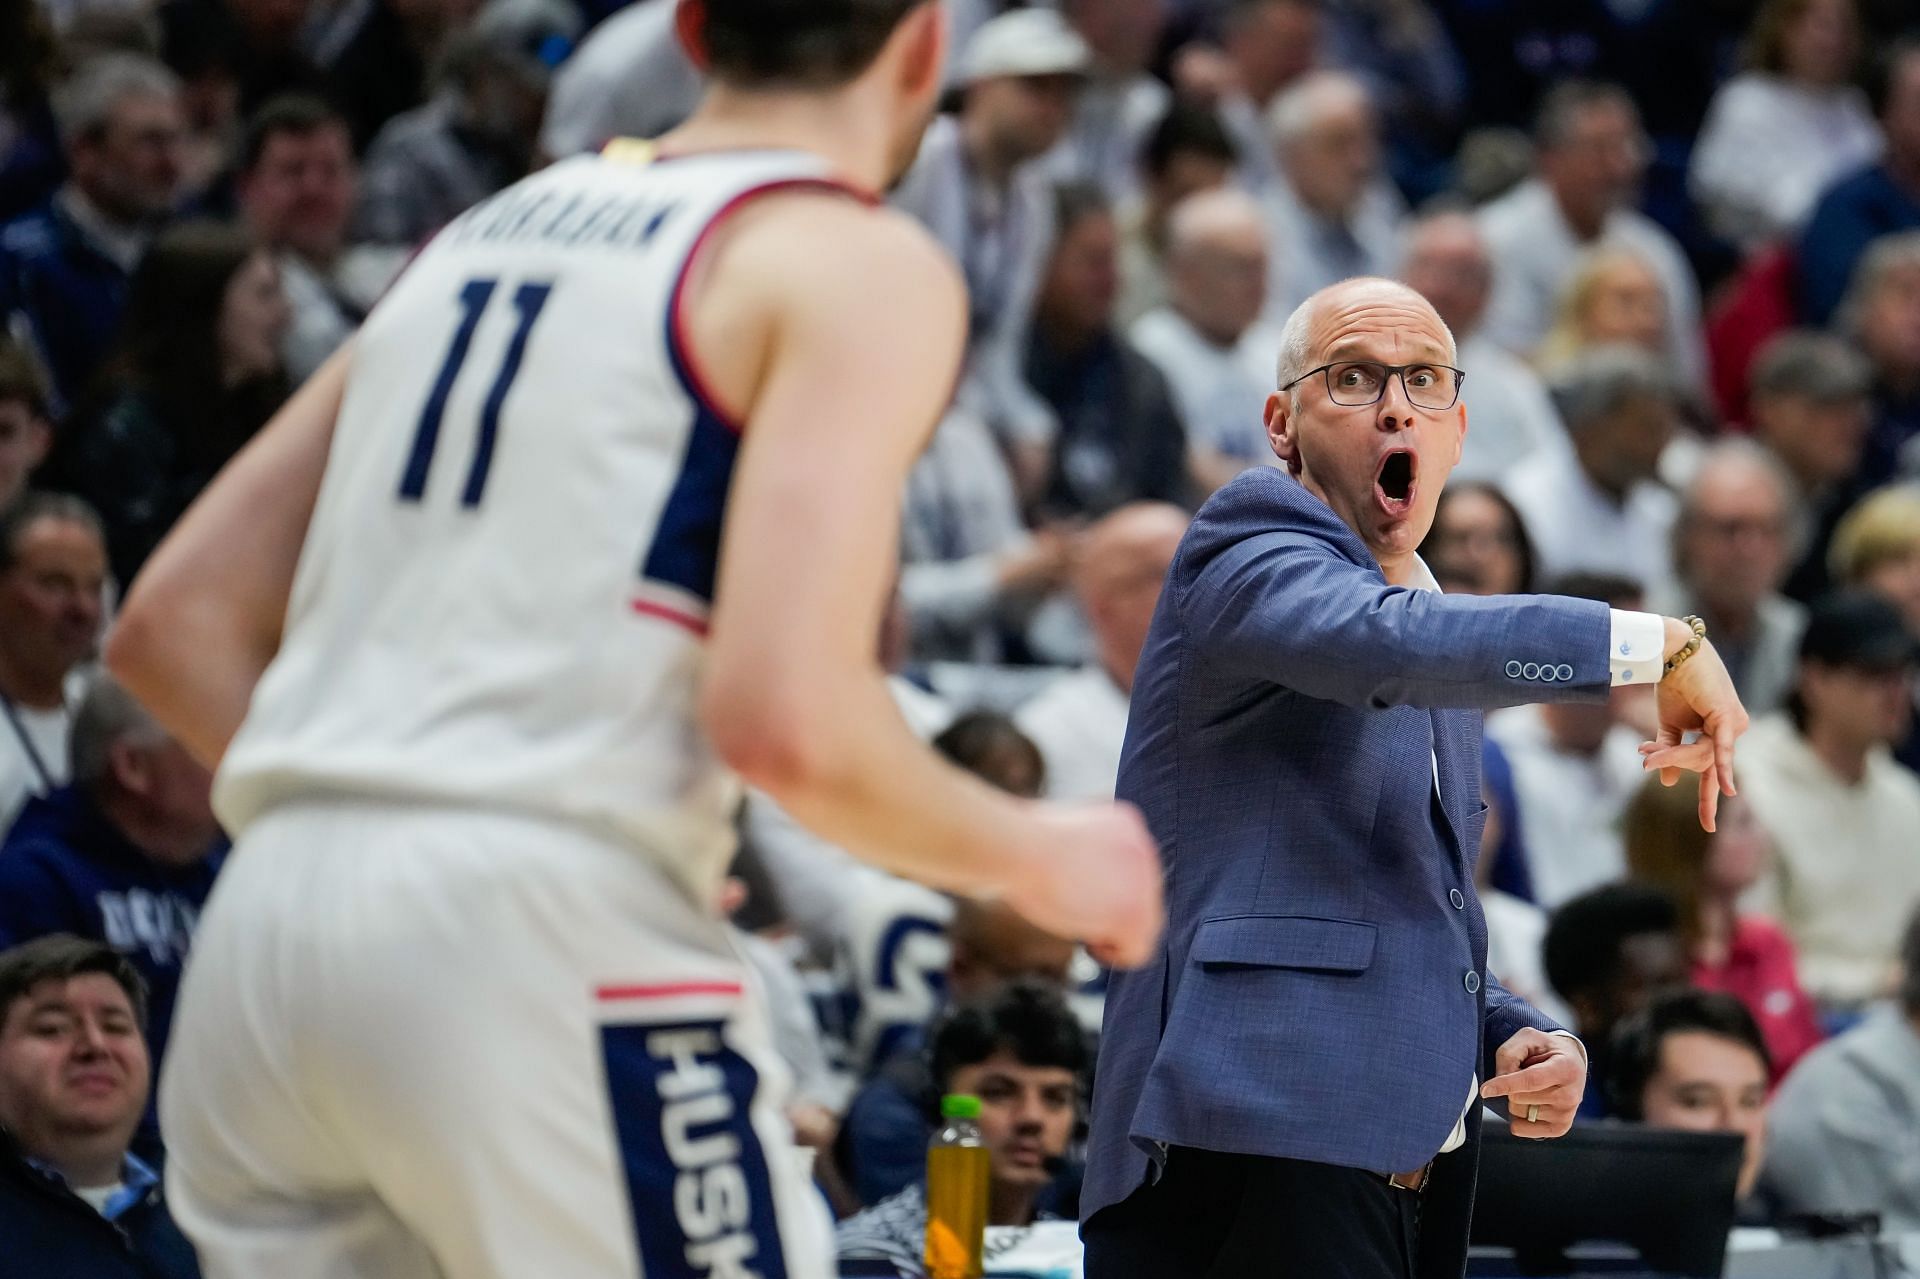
[{"left": 1084, "top": 468, "right": 1614, "bottom": 1275}]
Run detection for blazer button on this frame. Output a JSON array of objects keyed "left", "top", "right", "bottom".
[
  {"left": 1556, "top": 664, "right": 1574, "bottom": 681},
  {"left": 1449, "top": 888, "right": 1465, "bottom": 909},
  {"left": 1522, "top": 662, "right": 1541, "bottom": 680},
  {"left": 1505, "top": 660, "right": 1522, "bottom": 678},
  {"left": 1464, "top": 971, "right": 1481, "bottom": 994}
]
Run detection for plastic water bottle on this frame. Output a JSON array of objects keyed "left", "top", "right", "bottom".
[{"left": 924, "top": 1093, "right": 990, "bottom": 1279}]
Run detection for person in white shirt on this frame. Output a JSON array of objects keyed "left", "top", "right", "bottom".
[
  {"left": 1129, "top": 188, "right": 1282, "bottom": 493},
  {"left": 1181, "top": 0, "right": 1321, "bottom": 193},
  {"left": 1487, "top": 573, "right": 1656, "bottom": 909},
  {"left": 0, "top": 494, "right": 104, "bottom": 832},
  {"left": 1016, "top": 502, "right": 1186, "bottom": 802},
  {"left": 535, "top": 0, "right": 698, "bottom": 160},
  {"left": 1050, "top": 0, "right": 1172, "bottom": 199},
  {"left": 894, "top": 8, "right": 1092, "bottom": 451},
  {"left": 1478, "top": 81, "right": 1707, "bottom": 390},
  {"left": 1505, "top": 344, "right": 1683, "bottom": 598},
  {"left": 1740, "top": 591, "right": 1920, "bottom": 1010},
  {"left": 1689, "top": 0, "right": 1881, "bottom": 251},
  {"left": 1115, "top": 103, "right": 1239, "bottom": 326},
  {"left": 1398, "top": 209, "right": 1565, "bottom": 484},
  {"left": 1259, "top": 70, "right": 1405, "bottom": 323}
]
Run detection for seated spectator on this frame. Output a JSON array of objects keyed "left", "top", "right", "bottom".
[
  {"left": 0, "top": 676, "right": 223, "bottom": 1094},
  {"left": 1543, "top": 882, "right": 1687, "bottom": 1117},
  {"left": 899, "top": 402, "right": 1072, "bottom": 666},
  {"left": 353, "top": 0, "right": 577, "bottom": 248},
  {"left": 1026, "top": 184, "right": 1191, "bottom": 523},
  {"left": 1504, "top": 345, "right": 1681, "bottom": 597},
  {"left": 1477, "top": 81, "right": 1705, "bottom": 388},
  {"left": 235, "top": 96, "right": 405, "bottom": 382},
  {"left": 0, "top": 495, "right": 106, "bottom": 831},
  {"left": 0, "top": 55, "right": 184, "bottom": 416},
  {"left": 1486, "top": 574, "right": 1654, "bottom": 908},
  {"left": 1182, "top": 0, "right": 1320, "bottom": 192},
  {"left": 1623, "top": 779, "right": 1823, "bottom": 1081},
  {"left": 1420, "top": 482, "right": 1536, "bottom": 596},
  {"left": 837, "top": 982, "right": 1087, "bottom": 1277},
  {"left": 1796, "top": 38, "right": 1920, "bottom": 325},
  {"left": 1017, "top": 503, "right": 1185, "bottom": 802},
  {"left": 1050, "top": 0, "right": 1171, "bottom": 199},
  {"left": 836, "top": 898, "right": 1077, "bottom": 1210},
  {"left": 0, "top": 935, "right": 200, "bottom": 1278},
  {"left": 1534, "top": 245, "right": 1671, "bottom": 373},
  {"left": 1840, "top": 230, "right": 1920, "bottom": 488},
  {"left": 1744, "top": 330, "right": 1876, "bottom": 601},
  {"left": 1827, "top": 484, "right": 1920, "bottom": 770},
  {"left": 1763, "top": 905, "right": 1920, "bottom": 1231},
  {"left": 895, "top": 9, "right": 1091, "bottom": 457},
  {"left": 1399, "top": 210, "right": 1564, "bottom": 484},
  {"left": 1690, "top": 0, "right": 1880, "bottom": 251},
  {"left": 1606, "top": 989, "right": 1771, "bottom": 1205},
  {"left": 0, "top": 342, "right": 53, "bottom": 509},
  {"left": 1116, "top": 103, "right": 1237, "bottom": 326},
  {"left": 1657, "top": 441, "right": 1807, "bottom": 716},
  {"left": 537, "top": 0, "right": 697, "bottom": 158},
  {"left": 47, "top": 222, "right": 289, "bottom": 588},
  {"left": 1258, "top": 70, "right": 1405, "bottom": 322},
  {"left": 1130, "top": 189, "right": 1281, "bottom": 491},
  {"left": 1741, "top": 591, "right": 1920, "bottom": 1010}
]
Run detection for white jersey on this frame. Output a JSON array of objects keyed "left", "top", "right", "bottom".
[{"left": 215, "top": 145, "right": 866, "bottom": 906}]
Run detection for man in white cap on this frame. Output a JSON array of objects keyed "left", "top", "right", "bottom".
[{"left": 894, "top": 8, "right": 1092, "bottom": 479}]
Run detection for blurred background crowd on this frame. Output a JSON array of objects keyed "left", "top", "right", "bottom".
[{"left": 5, "top": 0, "right": 1920, "bottom": 1274}]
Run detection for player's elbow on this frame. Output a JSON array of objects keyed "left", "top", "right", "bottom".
[{"left": 700, "top": 677, "right": 841, "bottom": 800}]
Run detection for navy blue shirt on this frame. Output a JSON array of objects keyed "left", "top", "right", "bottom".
[
  {"left": 0, "top": 197, "right": 135, "bottom": 416},
  {"left": 1798, "top": 164, "right": 1920, "bottom": 326},
  {"left": 0, "top": 786, "right": 224, "bottom": 1076}
]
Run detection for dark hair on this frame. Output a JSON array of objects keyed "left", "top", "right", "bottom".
[
  {"left": 0, "top": 934, "right": 149, "bottom": 1032},
  {"left": 1420, "top": 481, "right": 1537, "bottom": 594},
  {"left": 1051, "top": 180, "right": 1112, "bottom": 238},
  {"left": 1605, "top": 988, "right": 1770, "bottom": 1119},
  {"left": 0, "top": 491, "right": 105, "bottom": 574},
  {"left": 934, "top": 711, "right": 1045, "bottom": 799},
  {"left": 239, "top": 94, "right": 349, "bottom": 174},
  {"left": 1742, "top": 0, "right": 1858, "bottom": 75},
  {"left": 698, "top": 0, "right": 926, "bottom": 89},
  {"left": 1543, "top": 882, "right": 1680, "bottom": 1003},
  {"left": 1533, "top": 79, "right": 1637, "bottom": 150},
  {"left": 1141, "top": 102, "right": 1238, "bottom": 180},
  {"left": 0, "top": 340, "right": 51, "bottom": 420},
  {"left": 1546, "top": 571, "right": 1643, "bottom": 610},
  {"left": 93, "top": 221, "right": 288, "bottom": 468},
  {"left": 1865, "top": 37, "right": 1920, "bottom": 120},
  {"left": 929, "top": 979, "right": 1089, "bottom": 1094}
]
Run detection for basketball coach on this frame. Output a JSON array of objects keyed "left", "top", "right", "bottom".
[{"left": 1081, "top": 278, "right": 1751, "bottom": 1279}]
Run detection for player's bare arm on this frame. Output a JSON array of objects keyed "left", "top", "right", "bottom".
[
  {"left": 106, "top": 344, "right": 349, "bottom": 768},
  {"left": 696, "top": 194, "right": 1163, "bottom": 967}
]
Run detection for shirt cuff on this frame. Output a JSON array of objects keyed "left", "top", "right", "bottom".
[{"left": 1608, "top": 609, "right": 1667, "bottom": 687}]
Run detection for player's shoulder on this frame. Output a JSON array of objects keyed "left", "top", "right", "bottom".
[{"left": 725, "top": 191, "right": 962, "bottom": 299}]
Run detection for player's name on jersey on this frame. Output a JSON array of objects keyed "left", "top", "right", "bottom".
[{"left": 449, "top": 185, "right": 684, "bottom": 252}]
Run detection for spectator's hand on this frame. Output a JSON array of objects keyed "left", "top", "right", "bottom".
[
  {"left": 1170, "top": 44, "right": 1240, "bottom": 105},
  {"left": 1641, "top": 626, "right": 1749, "bottom": 833},
  {"left": 1481, "top": 1028, "right": 1585, "bottom": 1139},
  {"left": 1001, "top": 801, "right": 1163, "bottom": 969},
  {"left": 786, "top": 1102, "right": 839, "bottom": 1151},
  {"left": 995, "top": 527, "right": 1076, "bottom": 595}
]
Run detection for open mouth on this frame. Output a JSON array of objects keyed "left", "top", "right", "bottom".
[{"left": 1375, "top": 448, "right": 1417, "bottom": 515}]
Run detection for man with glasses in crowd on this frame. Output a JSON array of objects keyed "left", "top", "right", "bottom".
[{"left": 1082, "top": 276, "right": 1753, "bottom": 1278}]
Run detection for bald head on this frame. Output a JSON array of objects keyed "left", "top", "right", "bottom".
[
  {"left": 1166, "top": 188, "right": 1269, "bottom": 343},
  {"left": 1399, "top": 212, "right": 1491, "bottom": 336},
  {"left": 1277, "top": 277, "right": 1456, "bottom": 394},
  {"left": 1078, "top": 502, "right": 1188, "bottom": 692}
]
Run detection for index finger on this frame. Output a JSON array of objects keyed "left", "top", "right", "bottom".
[{"left": 1480, "top": 1057, "right": 1576, "bottom": 1099}]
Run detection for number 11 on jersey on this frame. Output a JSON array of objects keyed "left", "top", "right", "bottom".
[{"left": 400, "top": 277, "right": 554, "bottom": 508}]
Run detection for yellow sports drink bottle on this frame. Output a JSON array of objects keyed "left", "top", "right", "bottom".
[{"left": 924, "top": 1093, "right": 990, "bottom": 1279}]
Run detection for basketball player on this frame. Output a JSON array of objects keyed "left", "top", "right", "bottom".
[{"left": 104, "top": 2, "right": 1163, "bottom": 1276}]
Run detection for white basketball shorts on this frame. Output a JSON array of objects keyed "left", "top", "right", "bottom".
[{"left": 159, "top": 798, "right": 834, "bottom": 1279}]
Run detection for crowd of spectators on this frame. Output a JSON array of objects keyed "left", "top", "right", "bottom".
[{"left": 6, "top": 0, "right": 1920, "bottom": 1273}]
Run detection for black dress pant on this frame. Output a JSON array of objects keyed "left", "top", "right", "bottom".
[{"left": 1082, "top": 1146, "right": 1421, "bottom": 1279}]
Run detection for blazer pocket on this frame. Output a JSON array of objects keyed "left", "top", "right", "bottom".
[{"left": 1191, "top": 914, "right": 1377, "bottom": 974}]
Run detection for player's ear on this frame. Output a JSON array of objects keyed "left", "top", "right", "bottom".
[
  {"left": 893, "top": 2, "right": 947, "bottom": 103},
  {"left": 672, "top": 0, "right": 712, "bottom": 72}
]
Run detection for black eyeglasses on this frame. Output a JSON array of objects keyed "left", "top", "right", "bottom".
[{"left": 1280, "top": 360, "right": 1466, "bottom": 411}]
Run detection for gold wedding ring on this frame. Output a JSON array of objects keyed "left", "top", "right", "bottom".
[{"left": 1526, "top": 1104, "right": 1540, "bottom": 1124}]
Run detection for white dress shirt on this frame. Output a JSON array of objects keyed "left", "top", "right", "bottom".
[
  {"left": 1014, "top": 665, "right": 1132, "bottom": 802},
  {"left": 1689, "top": 73, "right": 1881, "bottom": 249},
  {"left": 1127, "top": 308, "right": 1283, "bottom": 471},
  {"left": 1484, "top": 705, "right": 1649, "bottom": 909},
  {"left": 1502, "top": 448, "right": 1679, "bottom": 601},
  {"left": 1453, "top": 331, "right": 1569, "bottom": 484}
]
